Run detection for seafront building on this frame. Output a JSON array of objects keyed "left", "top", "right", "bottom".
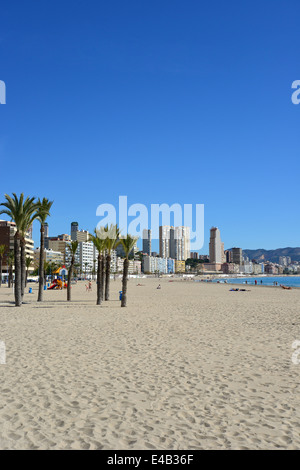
[
  {"left": 71, "top": 222, "right": 89, "bottom": 242},
  {"left": 33, "top": 248, "right": 64, "bottom": 269},
  {"left": 232, "top": 247, "right": 243, "bottom": 265},
  {"left": 159, "top": 226, "right": 170, "bottom": 258},
  {"left": 143, "top": 255, "right": 175, "bottom": 274},
  {"left": 45, "top": 234, "right": 71, "bottom": 261},
  {"left": 175, "top": 260, "right": 186, "bottom": 273},
  {"left": 159, "top": 225, "right": 190, "bottom": 260},
  {"left": 209, "top": 227, "right": 225, "bottom": 266},
  {"left": 0, "top": 220, "right": 34, "bottom": 271}
]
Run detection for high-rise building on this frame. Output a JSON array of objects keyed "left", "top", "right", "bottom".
[
  {"left": 232, "top": 247, "right": 243, "bottom": 265},
  {"left": 71, "top": 222, "right": 79, "bottom": 241},
  {"left": 71, "top": 222, "right": 89, "bottom": 242},
  {"left": 209, "top": 227, "right": 225, "bottom": 264},
  {"left": 47, "top": 234, "right": 71, "bottom": 261},
  {"left": 44, "top": 223, "right": 49, "bottom": 238},
  {"left": 159, "top": 225, "right": 170, "bottom": 258},
  {"left": 225, "top": 250, "right": 232, "bottom": 263},
  {"left": 142, "top": 229, "right": 151, "bottom": 255},
  {"left": 170, "top": 226, "right": 190, "bottom": 261},
  {"left": 159, "top": 225, "right": 190, "bottom": 260},
  {"left": 33, "top": 248, "right": 64, "bottom": 269}
]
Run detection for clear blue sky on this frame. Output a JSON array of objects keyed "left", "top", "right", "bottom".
[{"left": 0, "top": 0, "right": 299, "bottom": 253}]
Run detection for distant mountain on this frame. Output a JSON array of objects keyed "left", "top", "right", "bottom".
[{"left": 240, "top": 247, "right": 300, "bottom": 263}]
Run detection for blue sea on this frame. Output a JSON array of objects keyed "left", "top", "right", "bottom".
[{"left": 213, "top": 276, "right": 300, "bottom": 288}]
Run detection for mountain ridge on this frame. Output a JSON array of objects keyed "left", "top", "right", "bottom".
[{"left": 236, "top": 247, "right": 300, "bottom": 263}]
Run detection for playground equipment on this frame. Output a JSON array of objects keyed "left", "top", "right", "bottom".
[{"left": 48, "top": 278, "right": 67, "bottom": 290}]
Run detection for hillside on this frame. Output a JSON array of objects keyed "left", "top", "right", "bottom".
[{"left": 241, "top": 247, "right": 300, "bottom": 263}]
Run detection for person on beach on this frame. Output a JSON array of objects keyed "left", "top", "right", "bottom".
[
  {"left": 157, "top": 284, "right": 161, "bottom": 289},
  {"left": 255, "top": 280, "right": 257, "bottom": 285}
]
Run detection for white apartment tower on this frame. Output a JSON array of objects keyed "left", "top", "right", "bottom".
[
  {"left": 170, "top": 226, "right": 190, "bottom": 261},
  {"left": 159, "top": 225, "right": 190, "bottom": 260},
  {"left": 159, "top": 225, "right": 170, "bottom": 258}
]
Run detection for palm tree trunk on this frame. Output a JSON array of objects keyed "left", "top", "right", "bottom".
[
  {"left": 20, "top": 239, "right": 26, "bottom": 299},
  {"left": 8, "top": 265, "right": 11, "bottom": 288},
  {"left": 8, "top": 259, "right": 12, "bottom": 288},
  {"left": 101, "top": 253, "right": 105, "bottom": 300},
  {"left": 121, "top": 258, "right": 129, "bottom": 307},
  {"left": 38, "top": 225, "right": 45, "bottom": 302},
  {"left": 96, "top": 254, "right": 101, "bottom": 305},
  {"left": 0, "top": 256, "right": 2, "bottom": 288},
  {"left": 105, "top": 253, "right": 111, "bottom": 301},
  {"left": 25, "top": 269, "right": 28, "bottom": 287},
  {"left": 67, "top": 261, "right": 74, "bottom": 301},
  {"left": 14, "top": 233, "right": 22, "bottom": 307}
]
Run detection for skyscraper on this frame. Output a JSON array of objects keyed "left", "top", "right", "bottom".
[
  {"left": 71, "top": 222, "right": 79, "bottom": 241},
  {"left": 44, "top": 222, "right": 49, "bottom": 238},
  {"left": 170, "top": 226, "right": 190, "bottom": 261},
  {"left": 209, "top": 227, "right": 225, "bottom": 264},
  {"left": 232, "top": 247, "right": 243, "bottom": 265},
  {"left": 159, "top": 225, "right": 190, "bottom": 260},
  {"left": 142, "top": 229, "right": 151, "bottom": 255},
  {"left": 159, "top": 225, "right": 170, "bottom": 258}
]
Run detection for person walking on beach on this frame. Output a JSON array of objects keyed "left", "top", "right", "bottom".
[{"left": 255, "top": 280, "right": 257, "bottom": 285}]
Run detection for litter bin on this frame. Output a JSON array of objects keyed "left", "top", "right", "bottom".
[
  {"left": 44, "top": 285, "right": 47, "bottom": 290},
  {"left": 119, "top": 291, "right": 122, "bottom": 300},
  {"left": 29, "top": 287, "right": 32, "bottom": 294}
]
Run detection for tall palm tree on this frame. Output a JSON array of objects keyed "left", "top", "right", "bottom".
[
  {"left": 0, "top": 193, "right": 36, "bottom": 306},
  {"left": 120, "top": 234, "right": 138, "bottom": 307},
  {"left": 66, "top": 241, "right": 78, "bottom": 301},
  {"left": 36, "top": 198, "right": 53, "bottom": 302},
  {"left": 0, "top": 244, "right": 6, "bottom": 287},
  {"left": 89, "top": 229, "right": 106, "bottom": 305},
  {"left": 25, "top": 257, "right": 33, "bottom": 287},
  {"left": 102, "top": 224, "right": 120, "bottom": 301},
  {"left": 7, "top": 251, "right": 14, "bottom": 288},
  {"left": 19, "top": 198, "right": 38, "bottom": 299}
]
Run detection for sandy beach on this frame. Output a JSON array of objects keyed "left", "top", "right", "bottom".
[{"left": 0, "top": 278, "right": 299, "bottom": 450}]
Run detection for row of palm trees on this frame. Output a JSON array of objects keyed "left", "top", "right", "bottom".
[
  {"left": 0, "top": 193, "right": 53, "bottom": 306},
  {"left": 66, "top": 225, "right": 137, "bottom": 307},
  {"left": 0, "top": 193, "right": 138, "bottom": 308}
]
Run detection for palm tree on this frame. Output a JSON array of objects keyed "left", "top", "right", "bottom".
[
  {"left": 89, "top": 229, "right": 106, "bottom": 305},
  {"left": 120, "top": 234, "right": 138, "bottom": 307},
  {"left": 7, "top": 251, "right": 14, "bottom": 288},
  {"left": 19, "top": 198, "right": 38, "bottom": 299},
  {"left": 36, "top": 198, "right": 53, "bottom": 302},
  {"left": 66, "top": 241, "right": 78, "bottom": 301},
  {"left": 0, "top": 193, "right": 36, "bottom": 306},
  {"left": 25, "top": 257, "right": 33, "bottom": 287},
  {"left": 0, "top": 244, "right": 6, "bottom": 287},
  {"left": 102, "top": 224, "right": 120, "bottom": 301}
]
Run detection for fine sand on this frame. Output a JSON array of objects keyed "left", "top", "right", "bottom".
[{"left": 0, "top": 278, "right": 299, "bottom": 450}]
